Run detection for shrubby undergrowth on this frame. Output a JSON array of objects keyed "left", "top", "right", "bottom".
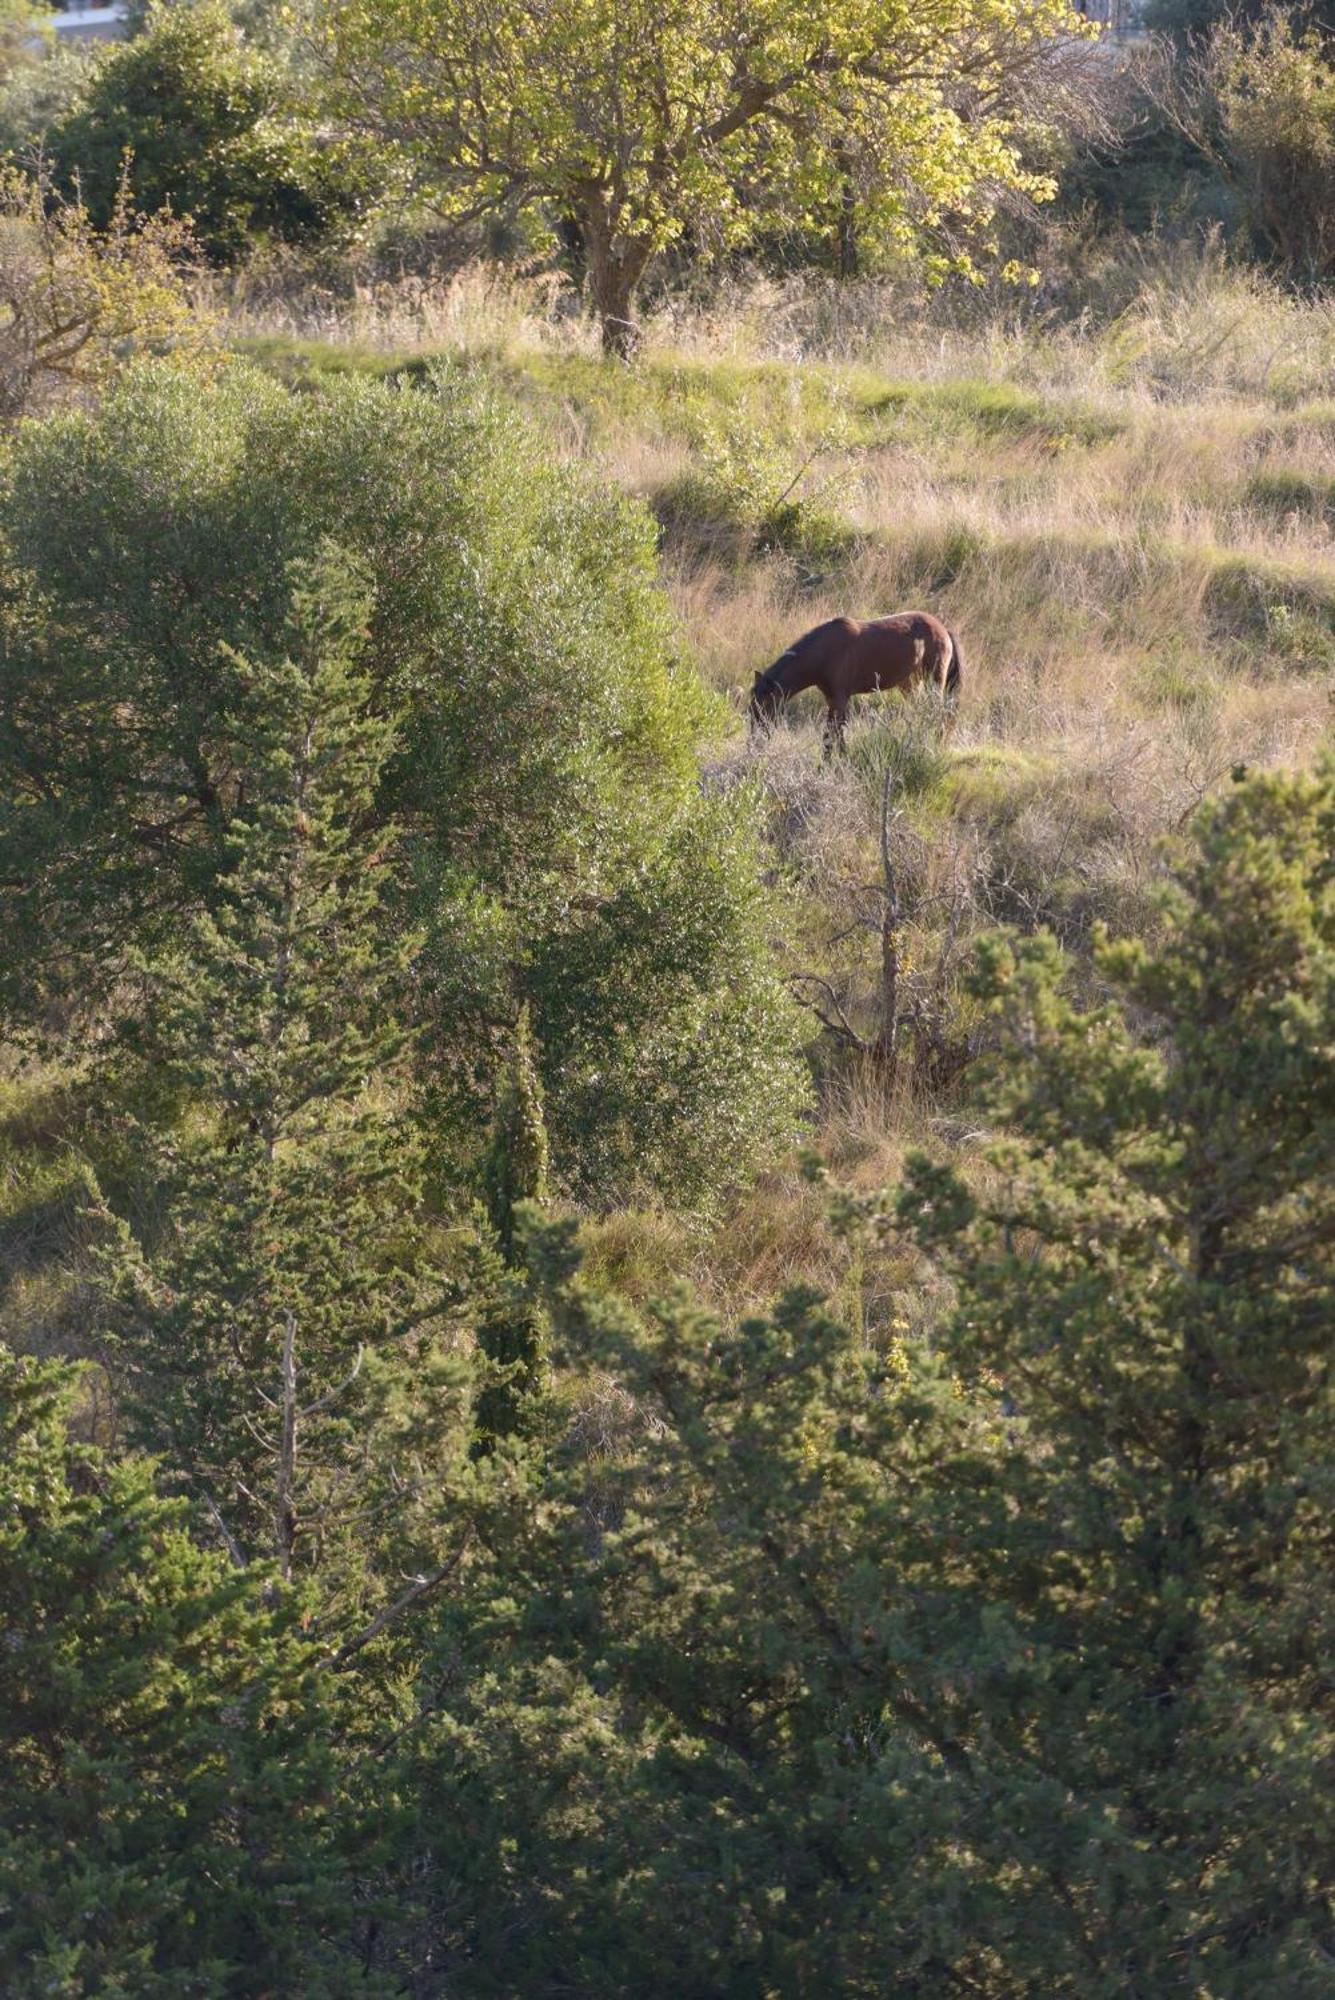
[{"left": 2, "top": 760, "right": 1329, "bottom": 1995}]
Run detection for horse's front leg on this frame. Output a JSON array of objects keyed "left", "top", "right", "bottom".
[{"left": 823, "top": 702, "right": 849, "bottom": 757}]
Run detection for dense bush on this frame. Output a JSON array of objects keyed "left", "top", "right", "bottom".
[
  {"left": 46, "top": 1, "right": 372, "bottom": 260},
  {"left": 0, "top": 1349, "right": 356, "bottom": 1996},
  {"left": 1203, "top": 15, "right": 1335, "bottom": 287},
  {"left": 0, "top": 357, "right": 804, "bottom": 1204}
]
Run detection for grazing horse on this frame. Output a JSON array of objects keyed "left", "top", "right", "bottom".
[{"left": 749, "top": 611, "right": 963, "bottom": 748}]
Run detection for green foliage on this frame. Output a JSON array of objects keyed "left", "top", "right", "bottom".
[
  {"left": 47, "top": 0, "right": 373, "bottom": 261},
  {"left": 385, "top": 763, "right": 1334, "bottom": 1993},
  {"left": 1211, "top": 16, "right": 1335, "bottom": 287},
  {"left": 846, "top": 697, "right": 955, "bottom": 810},
  {"left": 482, "top": 1005, "right": 549, "bottom": 1260},
  {"left": 526, "top": 792, "right": 808, "bottom": 1207},
  {"left": 0, "top": 2, "right": 45, "bottom": 89},
  {"left": 0, "top": 357, "right": 798, "bottom": 1205},
  {"left": 893, "top": 761, "right": 1335, "bottom": 1990},
  {"left": 1173, "top": 14, "right": 1335, "bottom": 288},
  {"left": 320, "top": 0, "right": 1086, "bottom": 350},
  {"left": 653, "top": 412, "right": 857, "bottom": 572},
  {"left": 0, "top": 30, "right": 90, "bottom": 161},
  {"left": 1247, "top": 465, "right": 1335, "bottom": 522},
  {"left": 91, "top": 548, "right": 477, "bottom": 1629},
  {"left": 475, "top": 1011, "right": 552, "bottom": 1451},
  {"left": 0, "top": 1347, "right": 354, "bottom": 1996},
  {"left": 1203, "top": 550, "right": 1335, "bottom": 661}
]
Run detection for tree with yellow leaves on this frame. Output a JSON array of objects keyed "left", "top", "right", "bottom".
[
  {"left": 320, "top": 0, "right": 1093, "bottom": 353},
  {"left": 0, "top": 165, "right": 200, "bottom": 427}
]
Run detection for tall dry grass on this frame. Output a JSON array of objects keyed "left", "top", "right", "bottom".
[{"left": 216, "top": 244, "right": 1335, "bottom": 402}]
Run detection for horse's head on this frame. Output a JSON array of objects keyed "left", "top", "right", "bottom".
[{"left": 749, "top": 667, "right": 784, "bottom": 727}]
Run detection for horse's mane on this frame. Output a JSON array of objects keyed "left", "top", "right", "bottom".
[{"left": 758, "top": 620, "right": 840, "bottom": 691}]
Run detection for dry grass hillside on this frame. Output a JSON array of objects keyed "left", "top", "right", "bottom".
[{"left": 6, "top": 256, "right": 1328, "bottom": 1353}]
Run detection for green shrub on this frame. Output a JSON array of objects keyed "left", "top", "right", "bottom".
[
  {"left": 527, "top": 793, "right": 808, "bottom": 1206},
  {"left": 46, "top": 1, "right": 374, "bottom": 261},
  {"left": 653, "top": 409, "right": 858, "bottom": 574},
  {"left": 0, "top": 358, "right": 801, "bottom": 1206},
  {"left": 847, "top": 700, "right": 955, "bottom": 812},
  {"left": 1135, "top": 650, "right": 1222, "bottom": 712},
  {"left": 1194, "top": 16, "right": 1335, "bottom": 289},
  {"left": 0, "top": 1348, "right": 356, "bottom": 1994}
]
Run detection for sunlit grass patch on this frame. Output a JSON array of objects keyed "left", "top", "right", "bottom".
[{"left": 1244, "top": 467, "right": 1335, "bottom": 522}]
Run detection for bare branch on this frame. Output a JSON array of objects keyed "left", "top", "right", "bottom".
[
  {"left": 300, "top": 1345, "right": 365, "bottom": 1419},
  {"left": 325, "top": 1526, "right": 477, "bottom": 1670},
  {"left": 788, "top": 971, "right": 870, "bottom": 1050},
  {"left": 199, "top": 1489, "right": 247, "bottom": 1569}
]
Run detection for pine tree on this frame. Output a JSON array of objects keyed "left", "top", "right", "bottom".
[
  {"left": 0, "top": 1347, "right": 355, "bottom": 1996},
  {"left": 894, "top": 760, "right": 1335, "bottom": 1990},
  {"left": 95, "top": 547, "right": 476, "bottom": 1641}
]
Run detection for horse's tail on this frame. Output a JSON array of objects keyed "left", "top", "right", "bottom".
[{"left": 943, "top": 627, "right": 964, "bottom": 705}]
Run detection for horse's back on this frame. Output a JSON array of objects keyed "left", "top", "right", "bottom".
[
  {"left": 803, "top": 614, "right": 862, "bottom": 651},
  {"left": 866, "top": 610, "right": 951, "bottom": 649}
]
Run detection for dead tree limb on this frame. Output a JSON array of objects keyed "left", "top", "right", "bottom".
[{"left": 326, "top": 1525, "right": 477, "bottom": 1670}]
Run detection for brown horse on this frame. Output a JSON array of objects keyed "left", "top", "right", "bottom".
[{"left": 749, "top": 611, "right": 963, "bottom": 748}]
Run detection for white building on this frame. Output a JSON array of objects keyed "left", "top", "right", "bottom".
[{"left": 49, "top": 1, "right": 130, "bottom": 40}]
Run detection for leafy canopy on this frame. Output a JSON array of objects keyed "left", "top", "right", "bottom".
[{"left": 320, "top": 0, "right": 1089, "bottom": 347}]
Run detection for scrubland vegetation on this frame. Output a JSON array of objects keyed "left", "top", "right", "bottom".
[
  {"left": 0, "top": 1, "right": 1332, "bottom": 1994},
  {"left": 220, "top": 252, "right": 1335, "bottom": 1269}
]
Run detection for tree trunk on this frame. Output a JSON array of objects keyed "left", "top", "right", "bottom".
[
  {"left": 835, "top": 143, "right": 860, "bottom": 281},
  {"left": 555, "top": 213, "right": 586, "bottom": 288},
  {"left": 276, "top": 1312, "right": 298, "bottom": 1583},
  {"left": 580, "top": 195, "right": 652, "bottom": 359}
]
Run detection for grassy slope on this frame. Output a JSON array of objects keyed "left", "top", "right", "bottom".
[
  {"left": 226, "top": 275, "right": 1335, "bottom": 1338},
  {"left": 6, "top": 267, "right": 1333, "bottom": 1365}
]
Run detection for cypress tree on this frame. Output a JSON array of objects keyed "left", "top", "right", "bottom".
[{"left": 95, "top": 547, "right": 475, "bottom": 1638}]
